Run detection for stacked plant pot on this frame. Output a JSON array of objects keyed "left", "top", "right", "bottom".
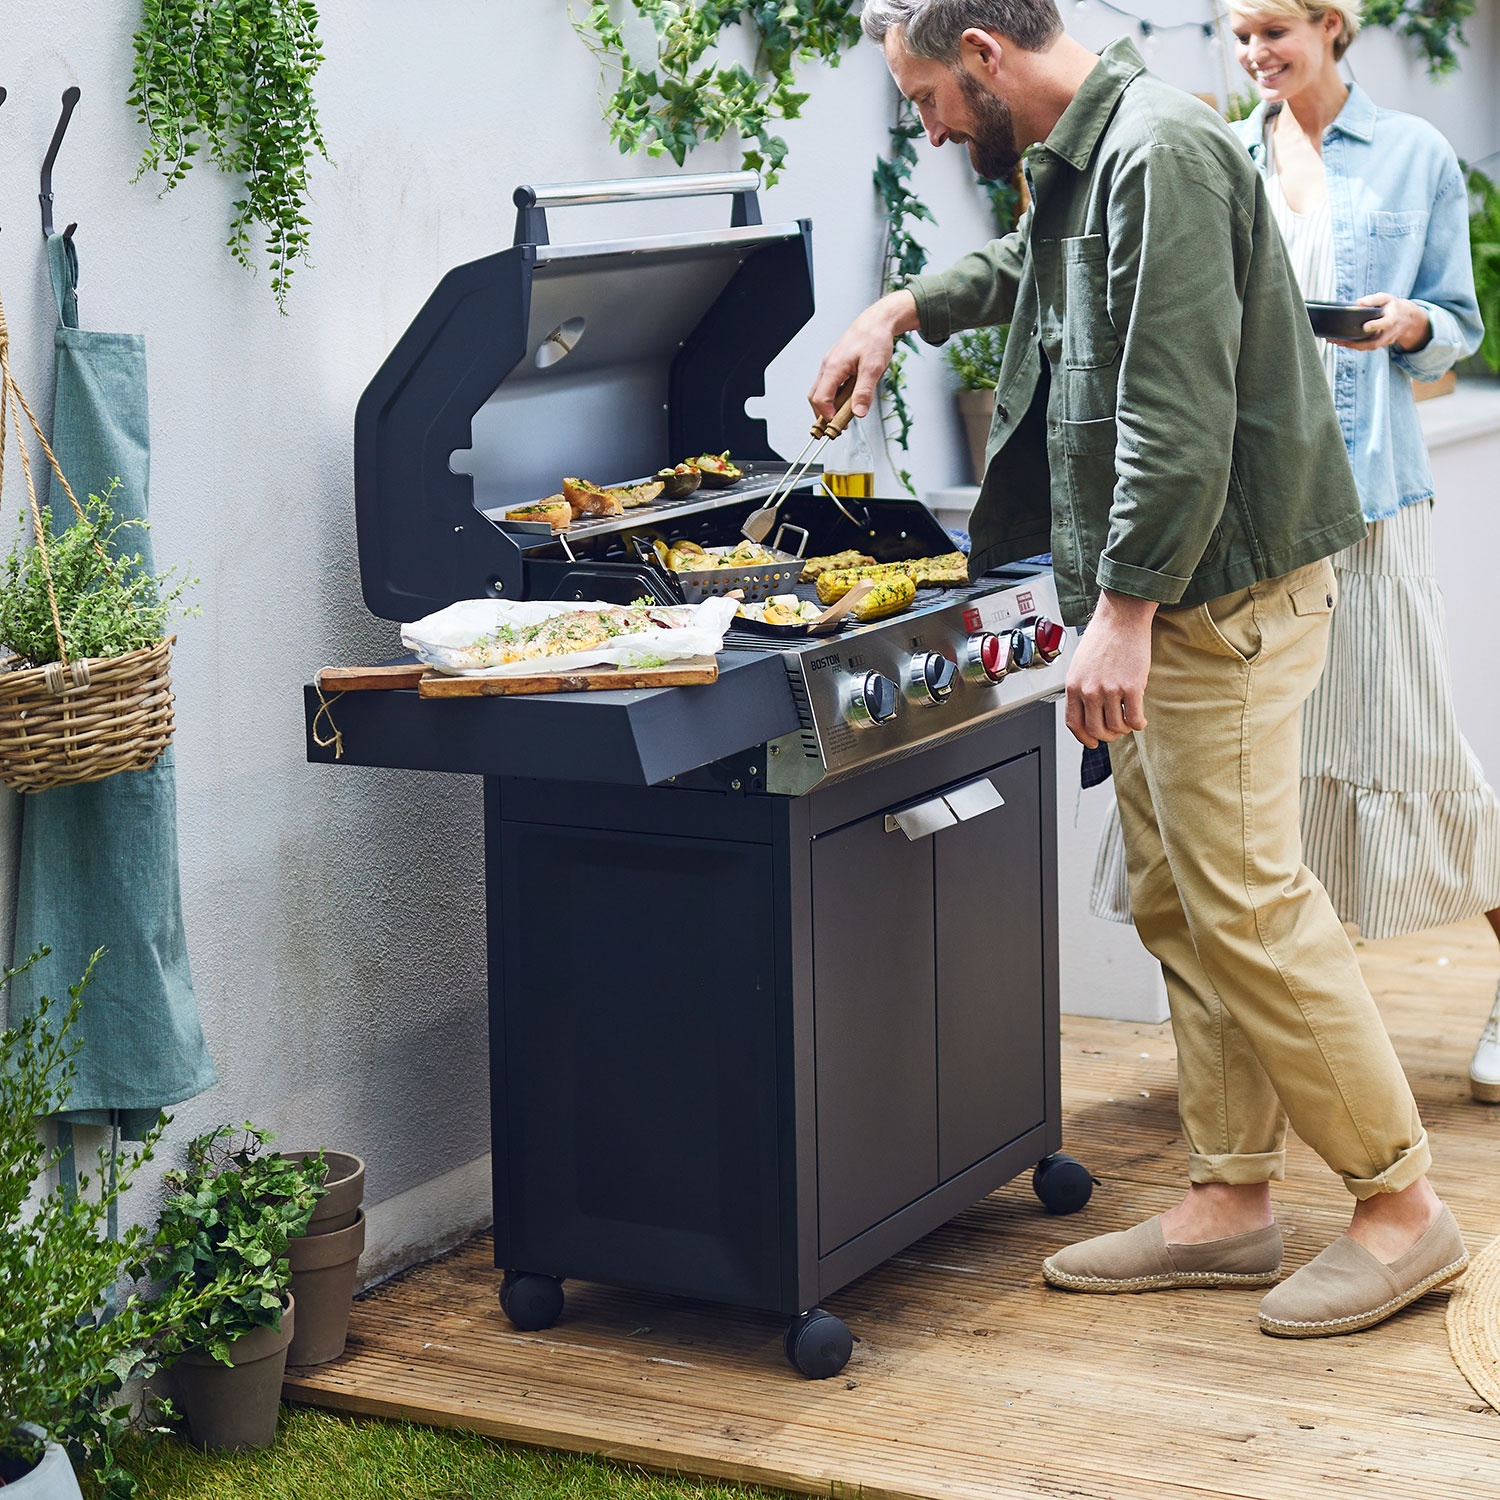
[
  {"left": 281, "top": 1151, "right": 366, "bottom": 1366},
  {"left": 174, "top": 1299, "right": 296, "bottom": 1451}
]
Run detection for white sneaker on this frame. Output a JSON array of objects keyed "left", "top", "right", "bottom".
[{"left": 1470, "top": 990, "right": 1500, "bottom": 1104}]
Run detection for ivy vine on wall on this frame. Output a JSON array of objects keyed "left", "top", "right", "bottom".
[
  {"left": 874, "top": 98, "right": 932, "bottom": 494},
  {"left": 130, "top": 0, "right": 329, "bottom": 311},
  {"left": 574, "top": 1, "right": 863, "bottom": 183}
]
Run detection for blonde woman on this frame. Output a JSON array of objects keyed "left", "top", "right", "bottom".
[{"left": 1091, "top": 0, "right": 1500, "bottom": 1104}]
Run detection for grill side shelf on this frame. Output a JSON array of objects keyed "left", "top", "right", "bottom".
[{"left": 304, "top": 650, "right": 799, "bottom": 787}]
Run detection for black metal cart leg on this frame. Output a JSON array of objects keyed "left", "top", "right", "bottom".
[
  {"left": 1031, "top": 1153, "right": 1096, "bottom": 1215},
  {"left": 783, "top": 1308, "right": 853, "bottom": 1379},
  {"left": 499, "top": 1271, "right": 566, "bottom": 1331}
]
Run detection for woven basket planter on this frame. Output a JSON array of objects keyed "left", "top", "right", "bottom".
[{"left": 0, "top": 634, "right": 175, "bottom": 793}]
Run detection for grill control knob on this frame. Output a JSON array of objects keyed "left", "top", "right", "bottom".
[
  {"left": 962, "top": 632, "right": 1013, "bottom": 684},
  {"left": 1015, "top": 616, "right": 1066, "bottom": 665},
  {"left": 1009, "top": 628, "right": 1036, "bottom": 670},
  {"left": 907, "top": 651, "right": 957, "bottom": 704},
  {"left": 847, "top": 671, "right": 900, "bottom": 727}
]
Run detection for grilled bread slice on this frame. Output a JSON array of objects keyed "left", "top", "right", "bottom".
[
  {"left": 504, "top": 496, "right": 571, "bottom": 531},
  {"left": 562, "top": 477, "right": 625, "bottom": 518}
]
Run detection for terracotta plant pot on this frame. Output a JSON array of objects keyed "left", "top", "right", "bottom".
[
  {"left": 172, "top": 1298, "right": 295, "bottom": 1451},
  {"left": 1, "top": 1425, "right": 83, "bottom": 1499},
  {"left": 280, "top": 1150, "right": 365, "bottom": 1233},
  {"left": 956, "top": 387, "right": 996, "bottom": 487},
  {"left": 287, "top": 1208, "right": 366, "bottom": 1366}
]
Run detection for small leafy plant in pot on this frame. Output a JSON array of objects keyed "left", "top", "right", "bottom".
[
  {"left": 942, "top": 325, "right": 1009, "bottom": 487},
  {"left": 0, "top": 950, "right": 232, "bottom": 1499},
  {"left": 150, "top": 1126, "right": 325, "bottom": 1451},
  {"left": 0, "top": 478, "right": 197, "bottom": 793}
]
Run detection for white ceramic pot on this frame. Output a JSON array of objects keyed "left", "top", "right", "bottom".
[{"left": 2, "top": 1425, "right": 84, "bottom": 1499}]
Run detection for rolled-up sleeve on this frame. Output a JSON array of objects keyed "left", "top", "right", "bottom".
[
  {"left": 1392, "top": 158, "right": 1483, "bottom": 383},
  {"left": 1094, "top": 144, "right": 1245, "bottom": 604}
]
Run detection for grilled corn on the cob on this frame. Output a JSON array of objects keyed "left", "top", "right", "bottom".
[{"left": 850, "top": 573, "right": 917, "bottom": 621}]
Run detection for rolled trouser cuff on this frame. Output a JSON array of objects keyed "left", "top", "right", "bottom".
[
  {"left": 1188, "top": 1149, "right": 1287, "bottom": 1185},
  {"left": 1341, "top": 1130, "right": 1432, "bottom": 1201}
]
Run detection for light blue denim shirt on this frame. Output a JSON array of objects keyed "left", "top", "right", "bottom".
[{"left": 1233, "top": 85, "right": 1483, "bottom": 521}]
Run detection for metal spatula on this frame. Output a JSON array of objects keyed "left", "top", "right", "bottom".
[{"left": 741, "top": 381, "right": 859, "bottom": 544}]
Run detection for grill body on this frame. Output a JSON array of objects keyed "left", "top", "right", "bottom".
[{"left": 307, "top": 174, "right": 1092, "bottom": 1374}]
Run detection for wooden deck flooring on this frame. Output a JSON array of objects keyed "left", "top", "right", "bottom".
[{"left": 284, "top": 917, "right": 1500, "bottom": 1499}]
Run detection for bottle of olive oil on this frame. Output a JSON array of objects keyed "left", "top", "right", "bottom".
[{"left": 822, "top": 415, "right": 876, "bottom": 499}]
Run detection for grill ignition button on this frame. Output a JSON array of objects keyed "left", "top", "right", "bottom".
[{"left": 847, "top": 671, "right": 900, "bottom": 727}]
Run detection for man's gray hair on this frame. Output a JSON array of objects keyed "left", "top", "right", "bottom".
[{"left": 861, "top": 0, "right": 1063, "bottom": 59}]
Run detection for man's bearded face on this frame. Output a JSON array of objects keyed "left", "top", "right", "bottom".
[{"left": 956, "top": 66, "right": 1021, "bottom": 182}]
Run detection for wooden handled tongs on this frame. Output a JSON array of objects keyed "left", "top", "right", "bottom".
[{"left": 740, "top": 378, "right": 860, "bottom": 544}]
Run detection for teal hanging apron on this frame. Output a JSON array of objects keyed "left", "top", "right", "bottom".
[{"left": 9, "top": 234, "right": 216, "bottom": 1139}]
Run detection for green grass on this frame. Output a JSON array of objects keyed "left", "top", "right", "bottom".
[{"left": 92, "top": 1406, "right": 795, "bottom": 1500}]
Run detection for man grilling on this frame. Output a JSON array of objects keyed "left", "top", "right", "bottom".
[{"left": 810, "top": 0, "right": 1465, "bottom": 1338}]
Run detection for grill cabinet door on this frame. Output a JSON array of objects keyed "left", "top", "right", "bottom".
[
  {"left": 933, "top": 752, "right": 1047, "bottom": 1180},
  {"left": 496, "top": 821, "right": 783, "bottom": 1308},
  {"left": 811, "top": 809, "right": 938, "bottom": 1256}
]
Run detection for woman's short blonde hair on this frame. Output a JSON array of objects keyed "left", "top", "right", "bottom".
[{"left": 1231, "top": 0, "right": 1362, "bottom": 59}]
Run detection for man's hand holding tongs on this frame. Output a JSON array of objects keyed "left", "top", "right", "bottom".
[{"left": 809, "top": 290, "right": 922, "bottom": 422}]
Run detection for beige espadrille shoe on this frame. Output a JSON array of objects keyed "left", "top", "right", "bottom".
[
  {"left": 1258, "top": 1205, "right": 1468, "bottom": 1338},
  {"left": 1042, "top": 1216, "right": 1283, "bottom": 1293}
]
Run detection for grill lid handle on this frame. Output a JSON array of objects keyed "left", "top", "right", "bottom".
[{"left": 513, "top": 171, "right": 763, "bottom": 247}]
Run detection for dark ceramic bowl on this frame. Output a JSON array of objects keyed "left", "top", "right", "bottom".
[{"left": 1306, "top": 302, "right": 1380, "bottom": 340}]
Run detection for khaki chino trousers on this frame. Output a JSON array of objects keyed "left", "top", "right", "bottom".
[{"left": 1108, "top": 559, "right": 1430, "bottom": 1198}]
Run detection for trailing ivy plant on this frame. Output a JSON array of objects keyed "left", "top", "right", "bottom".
[
  {"left": 129, "top": 0, "right": 329, "bottom": 311},
  {"left": 873, "top": 97, "right": 933, "bottom": 494},
  {"left": 1363, "top": 0, "right": 1473, "bottom": 77},
  {"left": 0, "top": 952, "right": 238, "bottom": 1498},
  {"left": 573, "top": 1, "right": 863, "bottom": 184}
]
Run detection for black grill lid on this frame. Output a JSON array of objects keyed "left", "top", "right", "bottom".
[{"left": 353, "top": 172, "right": 815, "bottom": 622}]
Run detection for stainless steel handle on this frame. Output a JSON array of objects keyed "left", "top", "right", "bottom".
[
  {"left": 515, "top": 171, "right": 761, "bottom": 211},
  {"left": 884, "top": 777, "right": 1006, "bottom": 840}
]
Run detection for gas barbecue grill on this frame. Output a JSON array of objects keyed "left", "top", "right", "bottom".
[{"left": 307, "top": 172, "right": 1094, "bottom": 1378}]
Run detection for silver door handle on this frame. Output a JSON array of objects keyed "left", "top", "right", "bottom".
[{"left": 884, "top": 778, "right": 1005, "bottom": 840}]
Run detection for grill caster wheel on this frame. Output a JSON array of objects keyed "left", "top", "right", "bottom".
[
  {"left": 1032, "top": 1152, "right": 1095, "bottom": 1215},
  {"left": 499, "top": 1271, "right": 565, "bottom": 1332},
  {"left": 784, "top": 1308, "right": 853, "bottom": 1379}
]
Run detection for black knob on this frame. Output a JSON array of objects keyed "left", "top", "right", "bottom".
[
  {"left": 1009, "top": 628, "right": 1035, "bottom": 669},
  {"left": 864, "top": 672, "right": 899, "bottom": 724},
  {"left": 923, "top": 653, "right": 956, "bottom": 699}
]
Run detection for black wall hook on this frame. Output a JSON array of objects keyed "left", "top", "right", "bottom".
[{"left": 40, "top": 86, "right": 81, "bottom": 242}]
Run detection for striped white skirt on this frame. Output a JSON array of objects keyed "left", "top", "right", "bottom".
[{"left": 1091, "top": 500, "right": 1500, "bottom": 939}]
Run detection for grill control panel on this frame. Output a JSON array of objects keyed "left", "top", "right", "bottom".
[{"left": 766, "top": 570, "right": 1076, "bottom": 794}]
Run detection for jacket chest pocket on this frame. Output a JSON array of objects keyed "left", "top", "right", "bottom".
[
  {"left": 1061, "top": 235, "right": 1119, "bottom": 370},
  {"left": 1366, "top": 209, "right": 1429, "bottom": 293}
]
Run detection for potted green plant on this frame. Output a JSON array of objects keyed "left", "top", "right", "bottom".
[
  {"left": 0, "top": 477, "right": 197, "bottom": 793},
  {"left": 943, "top": 325, "right": 1009, "bottom": 486},
  {"left": 151, "top": 1126, "right": 326, "bottom": 1450},
  {"left": 0, "top": 950, "right": 230, "bottom": 1499}
]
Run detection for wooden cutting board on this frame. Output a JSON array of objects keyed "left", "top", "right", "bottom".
[{"left": 416, "top": 655, "right": 719, "bottom": 697}]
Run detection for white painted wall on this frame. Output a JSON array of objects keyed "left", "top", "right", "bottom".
[{"left": 0, "top": 1, "right": 1493, "bottom": 1263}]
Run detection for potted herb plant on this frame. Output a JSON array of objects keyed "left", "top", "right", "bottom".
[
  {"left": 943, "top": 325, "right": 1009, "bottom": 487},
  {"left": 0, "top": 950, "right": 230, "bottom": 1499},
  {"left": 0, "top": 478, "right": 196, "bottom": 793},
  {"left": 151, "top": 1126, "right": 326, "bottom": 1450}
]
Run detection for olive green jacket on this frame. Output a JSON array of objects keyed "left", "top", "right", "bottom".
[{"left": 906, "top": 39, "right": 1366, "bottom": 625}]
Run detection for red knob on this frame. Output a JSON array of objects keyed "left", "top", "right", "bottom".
[
  {"left": 1033, "top": 618, "right": 1066, "bottom": 663},
  {"left": 979, "top": 633, "right": 1013, "bottom": 682}
]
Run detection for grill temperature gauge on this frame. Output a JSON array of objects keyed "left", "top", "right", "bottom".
[{"left": 846, "top": 671, "right": 900, "bottom": 727}]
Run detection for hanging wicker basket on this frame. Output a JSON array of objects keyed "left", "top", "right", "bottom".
[
  {"left": 0, "top": 635, "right": 176, "bottom": 793},
  {"left": 0, "top": 286, "right": 176, "bottom": 792}
]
